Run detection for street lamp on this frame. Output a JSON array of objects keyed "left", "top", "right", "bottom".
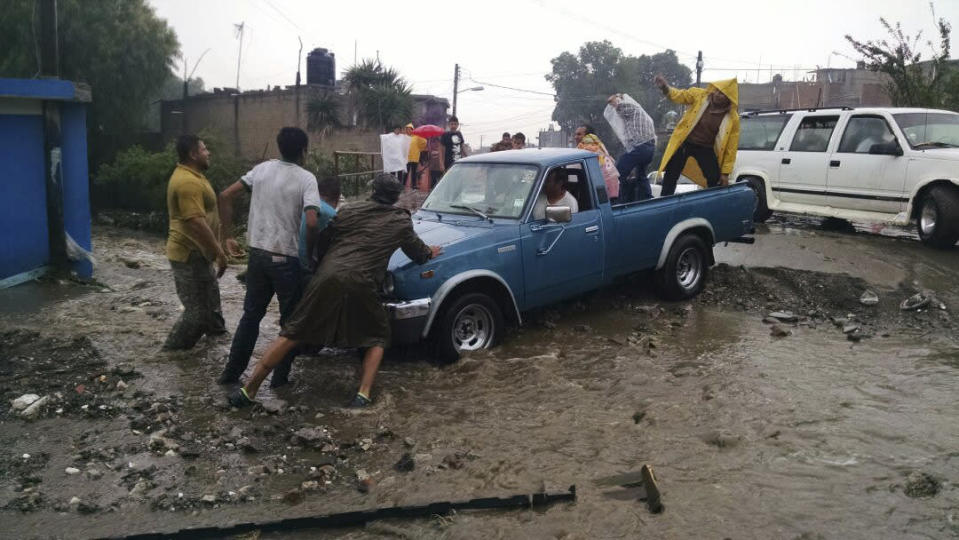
[{"left": 452, "top": 86, "right": 483, "bottom": 116}]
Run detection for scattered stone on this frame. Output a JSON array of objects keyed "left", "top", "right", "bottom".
[
  {"left": 441, "top": 453, "right": 464, "bottom": 470},
  {"left": 301, "top": 480, "right": 320, "bottom": 491},
  {"left": 394, "top": 452, "right": 415, "bottom": 472},
  {"left": 900, "top": 293, "right": 931, "bottom": 312},
  {"left": 201, "top": 494, "right": 217, "bottom": 504},
  {"left": 282, "top": 488, "right": 304, "bottom": 505},
  {"left": 904, "top": 471, "right": 941, "bottom": 498},
  {"left": 403, "top": 437, "right": 416, "bottom": 448},
  {"left": 116, "top": 380, "right": 128, "bottom": 391},
  {"left": 859, "top": 290, "right": 879, "bottom": 306},
  {"left": 11, "top": 394, "right": 40, "bottom": 411},
  {"left": 85, "top": 469, "right": 103, "bottom": 480},
  {"left": 236, "top": 437, "right": 260, "bottom": 453},
  {"left": 64, "top": 467, "right": 81, "bottom": 475},
  {"left": 294, "top": 427, "right": 328, "bottom": 445},
  {"left": 358, "top": 438, "right": 373, "bottom": 451},
  {"left": 120, "top": 257, "right": 142, "bottom": 269},
  {"left": 842, "top": 323, "right": 861, "bottom": 334},
  {"left": 164, "top": 449, "right": 177, "bottom": 457},
  {"left": 356, "top": 470, "right": 374, "bottom": 493},
  {"left": 77, "top": 500, "right": 99, "bottom": 514},
  {"left": 69, "top": 496, "right": 81, "bottom": 506},
  {"left": 761, "top": 317, "right": 778, "bottom": 324},
  {"left": 413, "top": 453, "right": 432, "bottom": 465},
  {"left": 770, "top": 325, "right": 791, "bottom": 337},
  {"left": 20, "top": 395, "right": 50, "bottom": 419},
  {"left": 768, "top": 311, "right": 798, "bottom": 323}
]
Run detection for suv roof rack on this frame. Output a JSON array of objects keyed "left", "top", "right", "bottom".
[{"left": 742, "top": 106, "right": 855, "bottom": 116}]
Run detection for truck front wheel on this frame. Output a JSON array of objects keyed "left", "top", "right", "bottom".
[
  {"left": 917, "top": 186, "right": 959, "bottom": 248},
  {"left": 655, "top": 234, "right": 709, "bottom": 300},
  {"left": 433, "top": 292, "right": 504, "bottom": 363}
]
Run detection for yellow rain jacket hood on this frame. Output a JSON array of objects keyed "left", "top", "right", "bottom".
[{"left": 657, "top": 78, "right": 740, "bottom": 188}]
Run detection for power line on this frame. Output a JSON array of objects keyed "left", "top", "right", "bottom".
[
  {"left": 259, "top": 0, "right": 303, "bottom": 32},
  {"left": 469, "top": 77, "right": 556, "bottom": 96}
]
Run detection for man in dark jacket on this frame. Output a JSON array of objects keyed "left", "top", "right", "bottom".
[{"left": 228, "top": 174, "right": 442, "bottom": 408}]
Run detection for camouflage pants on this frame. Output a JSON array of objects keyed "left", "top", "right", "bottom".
[{"left": 163, "top": 251, "right": 225, "bottom": 350}]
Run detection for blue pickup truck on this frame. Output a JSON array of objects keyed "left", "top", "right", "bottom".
[{"left": 383, "top": 148, "right": 755, "bottom": 360}]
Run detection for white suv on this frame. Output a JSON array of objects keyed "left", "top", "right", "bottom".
[{"left": 732, "top": 107, "right": 959, "bottom": 247}]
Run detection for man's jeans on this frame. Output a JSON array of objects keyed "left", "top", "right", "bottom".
[
  {"left": 615, "top": 140, "right": 655, "bottom": 202},
  {"left": 220, "top": 248, "right": 303, "bottom": 383},
  {"left": 164, "top": 251, "right": 225, "bottom": 350}
]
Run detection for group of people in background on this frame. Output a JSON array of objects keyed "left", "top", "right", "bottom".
[
  {"left": 163, "top": 128, "right": 439, "bottom": 410},
  {"left": 381, "top": 116, "right": 469, "bottom": 192}
]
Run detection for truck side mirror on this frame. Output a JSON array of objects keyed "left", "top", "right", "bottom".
[
  {"left": 868, "top": 141, "right": 903, "bottom": 156},
  {"left": 545, "top": 206, "right": 572, "bottom": 223}
]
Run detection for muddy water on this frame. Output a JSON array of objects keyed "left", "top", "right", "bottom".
[{"left": 1, "top": 222, "right": 958, "bottom": 539}]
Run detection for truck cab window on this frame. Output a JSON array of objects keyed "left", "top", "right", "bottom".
[
  {"left": 838, "top": 116, "right": 896, "bottom": 153},
  {"left": 789, "top": 116, "right": 839, "bottom": 152}
]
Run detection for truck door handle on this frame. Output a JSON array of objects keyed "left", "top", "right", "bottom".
[
  {"left": 781, "top": 158, "right": 791, "bottom": 165},
  {"left": 830, "top": 160, "right": 841, "bottom": 167},
  {"left": 585, "top": 225, "right": 599, "bottom": 233}
]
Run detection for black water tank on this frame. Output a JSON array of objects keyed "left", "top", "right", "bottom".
[{"left": 307, "top": 48, "right": 336, "bottom": 87}]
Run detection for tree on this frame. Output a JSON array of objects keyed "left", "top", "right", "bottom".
[
  {"left": 547, "top": 41, "right": 692, "bottom": 154},
  {"left": 344, "top": 59, "right": 414, "bottom": 131},
  {"left": 306, "top": 90, "right": 342, "bottom": 140},
  {"left": 0, "top": 0, "right": 180, "bottom": 165},
  {"left": 846, "top": 15, "right": 957, "bottom": 108}
]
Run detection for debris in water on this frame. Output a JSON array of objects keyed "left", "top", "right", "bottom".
[
  {"left": 11, "top": 394, "right": 40, "bottom": 410},
  {"left": 903, "top": 471, "right": 941, "bottom": 498},
  {"left": 900, "top": 293, "right": 931, "bottom": 312},
  {"left": 770, "top": 325, "right": 791, "bottom": 337},
  {"left": 859, "top": 290, "right": 879, "bottom": 306},
  {"left": 768, "top": 311, "right": 798, "bottom": 323}
]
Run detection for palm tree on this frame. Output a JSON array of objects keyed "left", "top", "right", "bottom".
[
  {"left": 306, "top": 91, "right": 341, "bottom": 141},
  {"left": 344, "top": 59, "right": 414, "bottom": 131}
]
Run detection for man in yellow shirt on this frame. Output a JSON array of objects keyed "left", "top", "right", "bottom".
[
  {"left": 163, "top": 134, "right": 230, "bottom": 350},
  {"left": 405, "top": 123, "right": 427, "bottom": 191}
]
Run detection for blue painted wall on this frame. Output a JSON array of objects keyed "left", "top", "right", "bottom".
[
  {"left": 61, "top": 102, "right": 93, "bottom": 277},
  {"left": 0, "top": 114, "right": 49, "bottom": 279}
]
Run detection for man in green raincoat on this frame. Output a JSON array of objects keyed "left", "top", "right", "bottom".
[
  {"left": 653, "top": 75, "right": 740, "bottom": 196},
  {"left": 228, "top": 174, "right": 442, "bottom": 408}
]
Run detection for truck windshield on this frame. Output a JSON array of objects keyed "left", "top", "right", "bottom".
[
  {"left": 893, "top": 112, "right": 959, "bottom": 149},
  {"left": 422, "top": 163, "right": 539, "bottom": 219}
]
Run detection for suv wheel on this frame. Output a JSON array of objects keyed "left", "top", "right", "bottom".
[
  {"left": 655, "top": 234, "right": 709, "bottom": 300},
  {"left": 433, "top": 292, "right": 504, "bottom": 363},
  {"left": 744, "top": 177, "right": 772, "bottom": 223},
  {"left": 917, "top": 186, "right": 959, "bottom": 248}
]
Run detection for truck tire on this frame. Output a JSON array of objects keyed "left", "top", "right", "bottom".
[
  {"left": 433, "top": 292, "right": 504, "bottom": 363},
  {"left": 744, "top": 177, "right": 772, "bottom": 223},
  {"left": 917, "top": 186, "right": 959, "bottom": 248},
  {"left": 655, "top": 234, "right": 709, "bottom": 301}
]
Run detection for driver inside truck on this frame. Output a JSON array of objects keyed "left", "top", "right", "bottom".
[{"left": 532, "top": 168, "right": 579, "bottom": 221}]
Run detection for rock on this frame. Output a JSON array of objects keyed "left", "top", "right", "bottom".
[
  {"left": 164, "top": 449, "right": 177, "bottom": 457},
  {"left": 294, "top": 427, "right": 329, "bottom": 445},
  {"left": 356, "top": 470, "right": 373, "bottom": 494},
  {"left": 859, "top": 290, "right": 879, "bottom": 306},
  {"left": 300, "top": 480, "right": 320, "bottom": 491},
  {"left": 358, "top": 438, "right": 373, "bottom": 451},
  {"left": 11, "top": 394, "right": 40, "bottom": 411},
  {"left": 65, "top": 467, "right": 81, "bottom": 475},
  {"left": 282, "top": 488, "right": 304, "bottom": 505},
  {"left": 120, "top": 257, "right": 142, "bottom": 269},
  {"left": 904, "top": 471, "right": 941, "bottom": 498},
  {"left": 842, "top": 323, "right": 861, "bottom": 334},
  {"left": 201, "top": 494, "right": 217, "bottom": 504},
  {"left": 69, "top": 496, "right": 81, "bottom": 506},
  {"left": 129, "top": 480, "right": 152, "bottom": 497},
  {"left": 768, "top": 311, "right": 798, "bottom": 323},
  {"left": 770, "top": 325, "right": 791, "bottom": 337},
  {"left": 116, "top": 380, "right": 128, "bottom": 391},
  {"left": 77, "top": 501, "right": 99, "bottom": 514},
  {"left": 900, "top": 293, "right": 931, "bottom": 311},
  {"left": 414, "top": 453, "right": 432, "bottom": 465},
  {"left": 85, "top": 469, "right": 103, "bottom": 480},
  {"left": 237, "top": 437, "right": 260, "bottom": 453},
  {"left": 394, "top": 452, "right": 415, "bottom": 472},
  {"left": 403, "top": 437, "right": 416, "bottom": 448},
  {"left": 761, "top": 317, "right": 778, "bottom": 324},
  {"left": 441, "top": 453, "right": 464, "bottom": 470},
  {"left": 21, "top": 395, "right": 50, "bottom": 418}
]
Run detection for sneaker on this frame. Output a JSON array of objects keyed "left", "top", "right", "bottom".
[
  {"left": 347, "top": 394, "right": 372, "bottom": 408},
  {"left": 227, "top": 388, "right": 256, "bottom": 408}
]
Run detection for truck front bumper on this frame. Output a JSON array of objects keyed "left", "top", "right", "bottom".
[{"left": 385, "top": 298, "right": 431, "bottom": 344}]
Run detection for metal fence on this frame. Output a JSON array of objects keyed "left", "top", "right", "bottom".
[{"left": 333, "top": 151, "right": 382, "bottom": 198}]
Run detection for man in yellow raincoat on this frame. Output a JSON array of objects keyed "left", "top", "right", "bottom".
[{"left": 653, "top": 75, "right": 740, "bottom": 196}]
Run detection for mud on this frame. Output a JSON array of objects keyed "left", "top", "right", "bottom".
[{"left": 1, "top": 219, "right": 958, "bottom": 539}]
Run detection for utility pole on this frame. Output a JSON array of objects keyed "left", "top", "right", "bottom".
[
  {"left": 695, "top": 51, "right": 703, "bottom": 87},
  {"left": 295, "top": 36, "right": 303, "bottom": 126},
  {"left": 38, "top": 0, "right": 67, "bottom": 270},
  {"left": 452, "top": 63, "right": 460, "bottom": 117},
  {"left": 234, "top": 22, "right": 245, "bottom": 90},
  {"left": 181, "top": 49, "right": 210, "bottom": 134},
  {"left": 38, "top": 0, "right": 59, "bottom": 77}
]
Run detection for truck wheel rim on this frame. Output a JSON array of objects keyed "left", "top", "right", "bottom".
[
  {"left": 920, "top": 201, "right": 937, "bottom": 235},
  {"left": 676, "top": 247, "right": 702, "bottom": 290},
  {"left": 451, "top": 304, "right": 493, "bottom": 351}
]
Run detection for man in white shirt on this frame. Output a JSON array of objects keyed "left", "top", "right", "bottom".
[
  {"left": 532, "top": 168, "right": 579, "bottom": 221},
  {"left": 216, "top": 127, "right": 322, "bottom": 387}
]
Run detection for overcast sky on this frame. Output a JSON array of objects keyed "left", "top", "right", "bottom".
[{"left": 149, "top": 0, "right": 957, "bottom": 148}]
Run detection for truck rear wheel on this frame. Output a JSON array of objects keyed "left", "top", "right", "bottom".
[
  {"left": 655, "top": 234, "right": 709, "bottom": 300},
  {"left": 917, "top": 186, "right": 959, "bottom": 248},
  {"left": 744, "top": 177, "right": 772, "bottom": 223},
  {"left": 433, "top": 292, "right": 504, "bottom": 363}
]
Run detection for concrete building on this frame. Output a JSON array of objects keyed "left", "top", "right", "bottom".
[
  {"left": 538, "top": 125, "right": 570, "bottom": 148},
  {"left": 0, "top": 79, "right": 93, "bottom": 287},
  {"left": 738, "top": 68, "right": 892, "bottom": 111},
  {"left": 159, "top": 87, "right": 449, "bottom": 162}
]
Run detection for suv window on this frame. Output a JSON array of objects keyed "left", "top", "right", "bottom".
[
  {"left": 838, "top": 116, "right": 896, "bottom": 153},
  {"left": 739, "top": 114, "right": 792, "bottom": 150},
  {"left": 789, "top": 116, "right": 839, "bottom": 152}
]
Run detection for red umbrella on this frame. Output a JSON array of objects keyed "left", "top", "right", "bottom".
[{"left": 412, "top": 124, "right": 444, "bottom": 138}]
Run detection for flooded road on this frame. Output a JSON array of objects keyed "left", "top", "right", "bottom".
[{"left": 1, "top": 218, "right": 957, "bottom": 539}]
